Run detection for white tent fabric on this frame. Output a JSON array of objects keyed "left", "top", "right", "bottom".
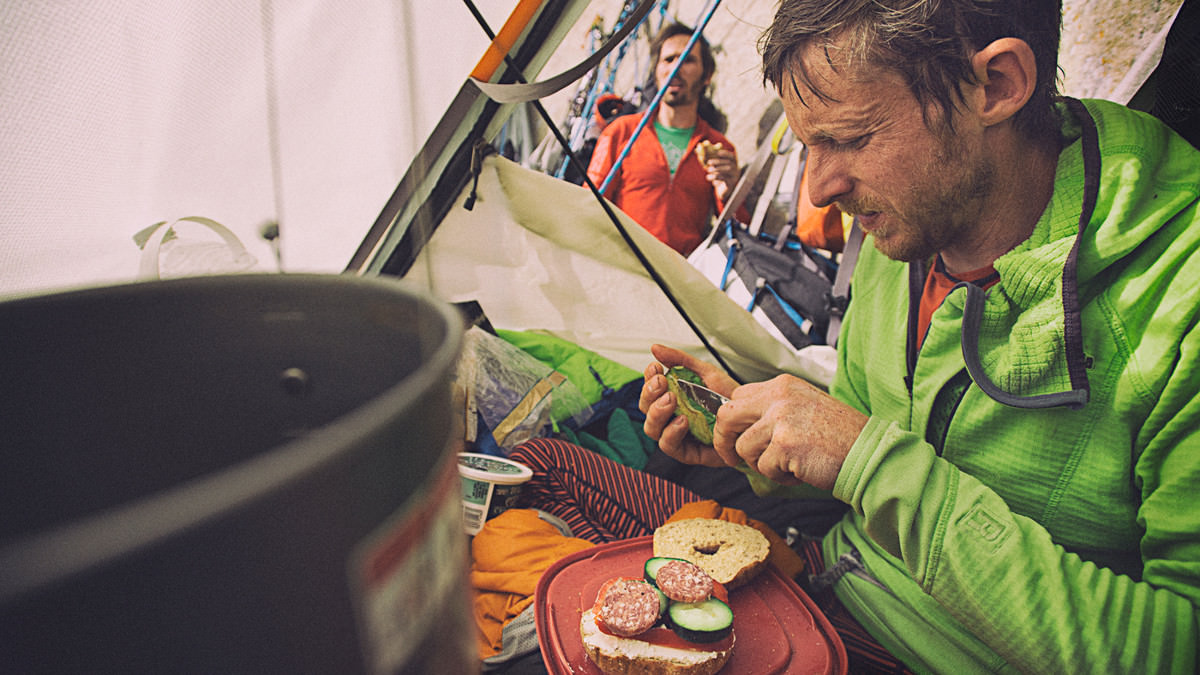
[
  {"left": 0, "top": 0, "right": 1184, "bottom": 302},
  {"left": 0, "top": 0, "right": 511, "bottom": 300},
  {"left": 404, "top": 152, "right": 838, "bottom": 386}
]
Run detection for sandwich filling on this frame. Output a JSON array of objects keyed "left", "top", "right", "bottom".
[{"left": 582, "top": 609, "right": 734, "bottom": 660}]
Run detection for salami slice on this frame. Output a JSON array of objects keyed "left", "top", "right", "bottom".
[
  {"left": 655, "top": 559, "right": 714, "bottom": 603},
  {"left": 597, "top": 579, "right": 662, "bottom": 637}
]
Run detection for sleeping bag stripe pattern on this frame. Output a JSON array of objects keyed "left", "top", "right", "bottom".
[{"left": 509, "top": 438, "right": 700, "bottom": 542}]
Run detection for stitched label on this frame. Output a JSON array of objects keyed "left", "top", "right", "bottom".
[{"left": 958, "top": 503, "right": 1009, "bottom": 549}]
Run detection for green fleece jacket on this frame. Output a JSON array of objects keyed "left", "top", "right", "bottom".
[{"left": 754, "top": 99, "right": 1200, "bottom": 673}]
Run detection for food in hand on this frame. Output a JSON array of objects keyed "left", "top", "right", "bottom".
[
  {"left": 664, "top": 366, "right": 717, "bottom": 445},
  {"left": 694, "top": 140, "right": 723, "bottom": 165}
]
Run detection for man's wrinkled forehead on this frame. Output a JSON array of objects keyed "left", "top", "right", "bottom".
[{"left": 782, "top": 38, "right": 881, "bottom": 108}]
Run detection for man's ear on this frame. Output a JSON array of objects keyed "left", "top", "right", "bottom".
[{"left": 969, "top": 38, "right": 1037, "bottom": 127}]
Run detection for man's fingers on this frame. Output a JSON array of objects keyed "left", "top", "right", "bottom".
[
  {"left": 732, "top": 420, "right": 773, "bottom": 473},
  {"left": 641, "top": 389, "right": 677, "bottom": 440},
  {"left": 711, "top": 399, "right": 754, "bottom": 467},
  {"left": 643, "top": 360, "right": 664, "bottom": 380},
  {"left": 659, "top": 416, "right": 726, "bottom": 468},
  {"left": 710, "top": 423, "right": 742, "bottom": 466},
  {"left": 638, "top": 366, "right": 667, "bottom": 415}
]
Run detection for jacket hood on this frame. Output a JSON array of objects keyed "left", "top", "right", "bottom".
[
  {"left": 945, "top": 98, "right": 1200, "bottom": 409},
  {"left": 1008, "top": 98, "right": 1199, "bottom": 285}
]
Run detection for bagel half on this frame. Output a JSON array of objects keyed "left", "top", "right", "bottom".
[
  {"left": 652, "top": 519, "right": 769, "bottom": 589},
  {"left": 694, "top": 140, "right": 722, "bottom": 165}
]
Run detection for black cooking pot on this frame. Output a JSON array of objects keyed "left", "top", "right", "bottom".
[{"left": 0, "top": 274, "right": 474, "bottom": 674}]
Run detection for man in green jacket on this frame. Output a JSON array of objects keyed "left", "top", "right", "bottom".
[{"left": 641, "top": 0, "right": 1200, "bottom": 671}]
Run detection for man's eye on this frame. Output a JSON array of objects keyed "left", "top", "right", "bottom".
[{"left": 835, "top": 136, "right": 868, "bottom": 149}]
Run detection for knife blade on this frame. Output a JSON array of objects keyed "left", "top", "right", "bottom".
[{"left": 672, "top": 378, "right": 730, "bottom": 417}]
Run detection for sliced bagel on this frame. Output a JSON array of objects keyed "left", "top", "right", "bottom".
[
  {"left": 652, "top": 519, "right": 769, "bottom": 589},
  {"left": 694, "top": 140, "right": 722, "bottom": 165}
]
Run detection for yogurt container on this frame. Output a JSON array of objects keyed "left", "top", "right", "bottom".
[{"left": 457, "top": 453, "right": 534, "bottom": 535}]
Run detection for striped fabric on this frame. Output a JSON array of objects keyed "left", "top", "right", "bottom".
[
  {"left": 508, "top": 438, "right": 914, "bottom": 673},
  {"left": 510, "top": 437, "right": 699, "bottom": 542}
]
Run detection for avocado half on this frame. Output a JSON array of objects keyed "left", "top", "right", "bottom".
[{"left": 664, "top": 366, "right": 717, "bottom": 445}]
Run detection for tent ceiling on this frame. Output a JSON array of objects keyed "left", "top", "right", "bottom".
[{"left": 0, "top": 0, "right": 1184, "bottom": 299}]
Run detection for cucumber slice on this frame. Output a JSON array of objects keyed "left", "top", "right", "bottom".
[
  {"left": 643, "top": 556, "right": 689, "bottom": 585},
  {"left": 654, "top": 586, "right": 668, "bottom": 617},
  {"left": 666, "top": 597, "right": 733, "bottom": 643}
]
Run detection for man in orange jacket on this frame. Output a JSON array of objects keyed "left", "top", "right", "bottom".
[{"left": 587, "top": 23, "right": 745, "bottom": 256}]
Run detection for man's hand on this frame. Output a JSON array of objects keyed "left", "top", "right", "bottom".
[
  {"left": 639, "top": 344, "right": 736, "bottom": 468},
  {"left": 703, "top": 146, "right": 740, "bottom": 202},
  {"left": 713, "top": 375, "right": 866, "bottom": 491},
  {"left": 640, "top": 344, "right": 867, "bottom": 491}
]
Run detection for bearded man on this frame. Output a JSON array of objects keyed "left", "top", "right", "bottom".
[
  {"left": 638, "top": 0, "right": 1200, "bottom": 671},
  {"left": 586, "top": 22, "right": 744, "bottom": 256}
]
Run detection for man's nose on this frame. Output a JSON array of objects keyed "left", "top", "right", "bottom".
[{"left": 805, "top": 148, "right": 852, "bottom": 208}]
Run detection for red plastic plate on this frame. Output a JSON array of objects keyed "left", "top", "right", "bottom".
[{"left": 534, "top": 535, "right": 847, "bottom": 674}]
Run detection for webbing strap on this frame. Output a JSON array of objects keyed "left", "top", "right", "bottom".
[
  {"left": 762, "top": 282, "right": 810, "bottom": 331},
  {"left": 718, "top": 222, "right": 738, "bottom": 291},
  {"left": 469, "top": 0, "right": 657, "bottom": 104},
  {"left": 700, "top": 110, "right": 789, "bottom": 248},
  {"left": 775, "top": 147, "right": 807, "bottom": 251},
  {"left": 748, "top": 146, "right": 791, "bottom": 237},
  {"left": 823, "top": 217, "right": 863, "bottom": 346}
]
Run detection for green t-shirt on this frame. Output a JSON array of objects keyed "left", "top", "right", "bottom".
[{"left": 655, "top": 122, "right": 694, "bottom": 175}]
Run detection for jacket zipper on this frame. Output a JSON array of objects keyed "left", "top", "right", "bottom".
[{"left": 807, "top": 546, "right": 893, "bottom": 595}]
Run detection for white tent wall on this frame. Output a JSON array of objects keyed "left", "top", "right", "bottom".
[
  {"left": 1059, "top": 0, "right": 1185, "bottom": 103},
  {"left": 1, "top": 0, "right": 1183, "bottom": 300},
  {"left": 0, "top": 0, "right": 513, "bottom": 299}
]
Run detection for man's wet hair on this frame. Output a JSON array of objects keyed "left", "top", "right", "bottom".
[{"left": 759, "top": 0, "right": 1063, "bottom": 142}]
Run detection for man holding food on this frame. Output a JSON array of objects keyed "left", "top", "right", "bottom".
[
  {"left": 639, "top": 0, "right": 1200, "bottom": 672},
  {"left": 586, "top": 22, "right": 744, "bottom": 256}
]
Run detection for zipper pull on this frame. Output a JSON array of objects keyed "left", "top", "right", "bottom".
[{"left": 806, "top": 548, "right": 892, "bottom": 593}]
